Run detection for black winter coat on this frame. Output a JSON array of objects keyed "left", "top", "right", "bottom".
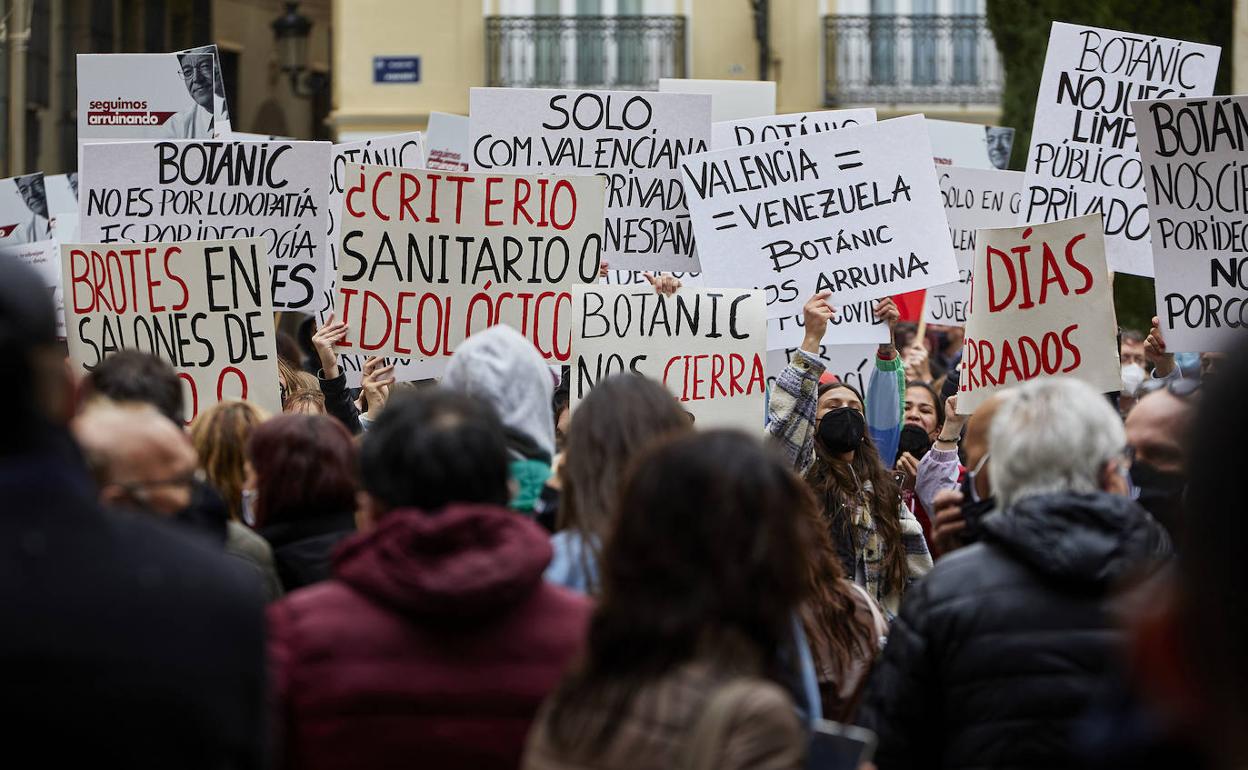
[
  {"left": 261, "top": 511, "right": 356, "bottom": 592},
  {"left": 857, "top": 492, "right": 1171, "bottom": 770},
  {"left": 0, "top": 436, "right": 268, "bottom": 769}
]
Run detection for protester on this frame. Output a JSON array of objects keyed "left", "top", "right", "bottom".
[
  {"left": 553, "top": 382, "right": 571, "bottom": 452},
  {"left": 769, "top": 292, "right": 931, "bottom": 618},
  {"left": 1120, "top": 329, "right": 1146, "bottom": 368},
  {"left": 308, "top": 315, "right": 397, "bottom": 433},
  {"left": 547, "top": 373, "right": 692, "bottom": 593},
  {"left": 282, "top": 388, "right": 327, "bottom": 415},
  {"left": 249, "top": 414, "right": 358, "bottom": 591},
  {"left": 0, "top": 259, "right": 266, "bottom": 767},
  {"left": 441, "top": 325, "right": 558, "bottom": 515},
  {"left": 857, "top": 377, "right": 1172, "bottom": 770},
  {"left": 1124, "top": 384, "right": 1195, "bottom": 544},
  {"left": 902, "top": 380, "right": 943, "bottom": 443},
  {"left": 83, "top": 399, "right": 284, "bottom": 601},
  {"left": 190, "top": 400, "right": 267, "bottom": 520},
  {"left": 268, "top": 389, "right": 591, "bottom": 769},
  {"left": 523, "top": 431, "right": 811, "bottom": 769},
  {"left": 1122, "top": 333, "right": 1248, "bottom": 769}
]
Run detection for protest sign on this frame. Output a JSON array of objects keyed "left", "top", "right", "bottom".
[
  {"left": 571, "top": 285, "right": 767, "bottom": 430},
  {"left": 925, "top": 167, "right": 1024, "bottom": 326},
  {"left": 0, "top": 173, "right": 51, "bottom": 245},
  {"left": 61, "top": 238, "right": 281, "bottom": 419},
  {"left": 319, "top": 132, "right": 433, "bottom": 385},
  {"left": 928, "top": 119, "right": 1015, "bottom": 170},
  {"left": 178, "top": 44, "right": 233, "bottom": 137},
  {"left": 767, "top": 297, "right": 888, "bottom": 349},
  {"left": 602, "top": 269, "right": 703, "bottom": 287},
  {"left": 1020, "top": 23, "right": 1220, "bottom": 276},
  {"left": 469, "top": 87, "right": 711, "bottom": 272},
  {"left": 425, "top": 112, "right": 471, "bottom": 171},
  {"left": 658, "top": 78, "right": 776, "bottom": 122},
  {"left": 711, "top": 109, "right": 877, "bottom": 150},
  {"left": 958, "top": 214, "right": 1119, "bottom": 413},
  {"left": 681, "top": 114, "right": 958, "bottom": 321},
  {"left": 331, "top": 163, "right": 604, "bottom": 362},
  {"left": 0, "top": 240, "right": 63, "bottom": 336},
  {"left": 77, "top": 51, "right": 225, "bottom": 140},
  {"left": 765, "top": 343, "right": 879, "bottom": 395},
  {"left": 78, "top": 139, "right": 331, "bottom": 312},
  {"left": 1133, "top": 95, "right": 1248, "bottom": 352},
  {"left": 46, "top": 174, "right": 80, "bottom": 242}
]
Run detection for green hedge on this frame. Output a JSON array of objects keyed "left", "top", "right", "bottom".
[{"left": 985, "top": 0, "right": 1233, "bottom": 333}]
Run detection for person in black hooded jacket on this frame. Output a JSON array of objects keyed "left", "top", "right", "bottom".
[{"left": 856, "top": 377, "right": 1172, "bottom": 770}]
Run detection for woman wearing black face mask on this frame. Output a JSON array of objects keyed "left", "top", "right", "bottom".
[{"left": 768, "top": 293, "right": 932, "bottom": 619}]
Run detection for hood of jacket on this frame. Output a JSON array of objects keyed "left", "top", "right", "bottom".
[
  {"left": 981, "top": 492, "right": 1172, "bottom": 588},
  {"left": 442, "top": 325, "right": 555, "bottom": 461},
  {"left": 333, "top": 504, "right": 554, "bottom": 620}
]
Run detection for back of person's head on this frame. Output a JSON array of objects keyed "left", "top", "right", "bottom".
[
  {"left": 989, "top": 377, "right": 1125, "bottom": 509},
  {"left": 0, "top": 259, "right": 64, "bottom": 455},
  {"left": 546, "top": 431, "right": 811, "bottom": 756},
  {"left": 84, "top": 351, "right": 184, "bottom": 425},
  {"left": 559, "top": 374, "right": 691, "bottom": 542},
  {"left": 282, "top": 388, "right": 325, "bottom": 415},
  {"left": 1182, "top": 334, "right": 1248, "bottom": 763},
  {"left": 359, "top": 388, "right": 510, "bottom": 519},
  {"left": 189, "top": 400, "right": 268, "bottom": 519},
  {"left": 442, "top": 325, "right": 556, "bottom": 459},
  {"left": 247, "top": 414, "right": 357, "bottom": 528}
]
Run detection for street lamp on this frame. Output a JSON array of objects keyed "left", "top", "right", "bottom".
[{"left": 271, "top": 1, "right": 327, "bottom": 97}]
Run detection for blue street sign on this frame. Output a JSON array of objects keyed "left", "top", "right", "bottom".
[{"left": 373, "top": 56, "right": 421, "bottom": 84}]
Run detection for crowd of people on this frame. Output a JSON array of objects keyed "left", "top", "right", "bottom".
[{"left": 2, "top": 252, "right": 1244, "bottom": 770}]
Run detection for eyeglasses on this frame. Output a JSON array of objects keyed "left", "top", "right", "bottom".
[
  {"left": 180, "top": 62, "right": 214, "bottom": 81},
  {"left": 1139, "top": 376, "right": 1200, "bottom": 400}
]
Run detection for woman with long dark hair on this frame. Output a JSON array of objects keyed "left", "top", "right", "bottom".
[
  {"left": 768, "top": 292, "right": 932, "bottom": 618},
  {"left": 524, "top": 431, "right": 817, "bottom": 769},
  {"left": 547, "top": 373, "right": 692, "bottom": 594}
]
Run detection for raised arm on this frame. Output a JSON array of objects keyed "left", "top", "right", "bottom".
[{"left": 766, "top": 292, "right": 831, "bottom": 474}]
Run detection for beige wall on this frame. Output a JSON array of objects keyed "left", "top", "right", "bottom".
[
  {"left": 331, "top": 0, "right": 483, "bottom": 137},
  {"left": 214, "top": 0, "right": 332, "bottom": 138}
]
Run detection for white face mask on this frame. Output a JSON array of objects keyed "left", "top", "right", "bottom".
[
  {"left": 1121, "top": 363, "right": 1146, "bottom": 396},
  {"left": 241, "top": 488, "right": 257, "bottom": 527}
]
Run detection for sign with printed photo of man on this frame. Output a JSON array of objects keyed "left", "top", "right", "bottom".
[
  {"left": 0, "top": 173, "right": 51, "bottom": 245},
  {"left": 78, "top": 50, "right": 225, "bottom": 140}
]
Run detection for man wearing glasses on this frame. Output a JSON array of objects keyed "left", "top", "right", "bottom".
[{"left": 163, "top": 51, "right": 215, "bottom": 139}]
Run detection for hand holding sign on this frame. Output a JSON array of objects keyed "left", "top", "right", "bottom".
[
  {"left": 801, "top": 291, "right": 836, "bottom": 353},
  {"left": 1145, "top": 315, "right": 1176, "bottom": 378}
]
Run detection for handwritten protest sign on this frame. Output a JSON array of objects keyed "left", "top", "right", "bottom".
[
  {"left": 767, "top": 296, "right": 888, "bottom": 349},
  {"left": 425, "top": 112, "right": 471, "bottom": 171},
  {"left": 0, "top": 173, "right": 51, "bottom": 245},
  {"left": 318, "top": 132, "right": 432, "bottom": 385},
  {"left": 682, "top": 114, "right": 958, "bottom": 320},
  {"left": 77, "top": 51, "right": 226, "bottom": 140},
  {"left": 331, "top": 164, "right": 603, "bottom": 362},
  {"left": 602, "top": 269, "right": 703, "bottom": 287},
  {"left": 0, "top": 240, "right": 63, "bottom": 336},
  {"left": 928, "top": 119, "right": 1015, "bottom": 170},
  {"left": 61, "top": 238, "right": 281, "bottom": 419},
  {"left": 958, "top": 214, "right": 1119, "bottom": 413},
  {"left": 469, "top": 87, "right": 711, "bottom": 272},
  {"left": 1020, "top": 23, "right": 1220, "bottom": 276},
  {"left": 926, "top": 167, "right": 1024, "bottom": 326},
  {"left": 571, "top": 285, "right": 767, "bottom": 430},
  {"left": 1133, "top": 95, "right": 1248, "bottom": 352},
  {"left": 765, "top": 343, "right": 879, "bottom": 395},
  {"left": 658, "top": 78, "right": 775, "bottom": 121},
  {"left": 711, "top": 109, "right": 877, "bottom": 150},
  {"left": 78, "top": 139, "right": 330, "bottom": 312}
]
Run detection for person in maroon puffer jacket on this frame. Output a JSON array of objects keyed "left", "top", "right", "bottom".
[{"left": 268, "top": 388, "right": 592, "bottom": 770}]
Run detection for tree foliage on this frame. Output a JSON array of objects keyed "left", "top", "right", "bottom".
[{"left": 985, "top": 0, "right": 1233, "bottom": 332}]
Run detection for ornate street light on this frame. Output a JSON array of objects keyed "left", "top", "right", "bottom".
[{"left": 271, "top": 2, "right": 327, "bottom": 97}]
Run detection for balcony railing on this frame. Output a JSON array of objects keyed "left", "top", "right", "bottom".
[
  {"left": 824, "top": 15, "right": 1003, "bottom": 106},
  {"left": 485, "top": 15, "right": 686, "bottom": 90}
]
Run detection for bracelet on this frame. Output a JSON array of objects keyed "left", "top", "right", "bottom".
[{"left": 936, "top": 434, "right": 961, "bottom": 444}]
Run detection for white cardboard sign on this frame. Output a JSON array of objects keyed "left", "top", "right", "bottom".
[
  {"left": 1133, "top": 94, "right": 1248, "bottom": 352},
  {"left": 765, "top": 343, "right": 879, "bottom": 397},
  {"left": 425, "top": 112, "right": 471, "bottom": 172},
  {"left": 468, "top": 87, "right": 711, "bottom": 273},
  {"left": 78, "top": 139, "right": 331, "bottom": 312},
  {"left": 682, "top": 114, "right": 958, "bottom": 320},
  {"left": 658, "top": 78, "right": 776, "bottom": 122},
  {"left": 1020, "top": 23, "right": 1220, "bottom": 276},
  {"left": 926, "top": 167, "right": 1025, "bottom": 327},
  {"left": 330, "top": 164, "right": 604, "bottom": 362},
  {"left": 958, "top": 214, "right": 1119, "bottom": 413},
  {"left": 570, "top": 285, "right": 767, "bottom": 430},
  {"left": 711, "top": 109, "right": 877, "bottom": 149},
  {"left": 0, "top": 173, "right": 51, "bottom": 245},
  {"left": 61, "top": 238, "right": 281, "bottom": 420},
  {"left": 928, "top": 119, "right": 1015, "bottom": 170},
  {"left": 1, "top": 240, "right": 64, "bottom": 336},
  {"left": 77, "top": 51, "right": 226, "bottom": 140}
]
